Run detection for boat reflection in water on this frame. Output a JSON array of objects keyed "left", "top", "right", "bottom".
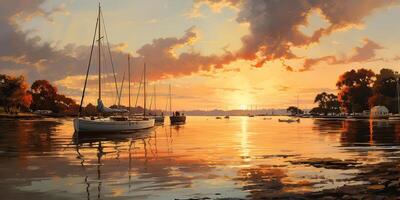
[{"left": 73, "top": 129, "right": 154, "bottom": 199}]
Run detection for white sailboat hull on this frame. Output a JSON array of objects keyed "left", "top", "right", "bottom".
[{"left": 74, "top": 118, "right": 155, "bottom": 132}]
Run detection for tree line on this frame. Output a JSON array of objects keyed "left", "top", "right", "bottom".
[
  {"left": 0, "top": 74, "right": 78, "bottom": 115},
  {"left": 310, "top": 68, "right": 399, "bottom": 115}
]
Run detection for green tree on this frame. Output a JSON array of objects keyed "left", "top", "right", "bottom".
[
  {"left": 0, "top": 74, "right": 32, "bottom": 113},
  {"left": 313, "top": 92, "right": 340, "bottom": 115},
  {"left": 286, "top": 106, "right": 303, "bottom": 116},
  {"left": 369, "top": 68, "right": 398, "bottom": 113},
  {"left": 336, "top": 69, "right": 375, "bottom": 113}
]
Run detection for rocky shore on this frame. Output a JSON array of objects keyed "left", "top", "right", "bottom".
[{"left": 176, "top": 157, "right": 400, "bottom": 200}]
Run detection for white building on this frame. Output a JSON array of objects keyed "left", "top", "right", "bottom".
[{"left": 370, "top": 106, "right": 389, "bottom": 119}]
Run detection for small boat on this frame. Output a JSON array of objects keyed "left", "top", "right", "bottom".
[
  {"left": 148, "top": 85, "right": 164, "bottom": 124},
  {"left": 216, "top": 116, "right": 222, "bottom": 119},
  {"left": 168, "top": 85, "right": 186, "bottom": 125},
  {"left": 153, "top": 115, "right": 165, "bottom": 123},
  {"left": 263, "top": 117, "right": 272, "bottom": 120},
  {"left": 224, "top": 115, "right": 230, "bottom": 119},
  {"left": 278, "top": 118, "right": 300, "bottom": 123},
  {"left": 170, "top": 112, "right": 186, "bottom": 124}
]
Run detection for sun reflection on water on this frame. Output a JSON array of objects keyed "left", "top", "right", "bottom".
[{"left": 239, "top": 117, "right": 251, "bottom": 163}]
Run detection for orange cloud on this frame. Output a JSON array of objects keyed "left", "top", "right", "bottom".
[{"left": 299, "top": 38, "right": 384, "bottom": 71}]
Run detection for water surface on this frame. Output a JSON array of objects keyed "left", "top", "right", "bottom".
[{"left": 0, "top": 116, "right": 399, "bottom": 199}]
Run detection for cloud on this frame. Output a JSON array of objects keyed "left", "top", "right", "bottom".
[
  {"left": 347, "top": 38, "right": 384, "bottom": 62},
  {"left": 0, "top": 0, "right": 397, "bottom": 90},
  {"left": 195, "top": 0, "right": 397, "bottom": 68},
  {"left": 0, "top": 0, "right": 91, "bottom": 82},
  {"left": 134, "top": 26, "right": 235, "bottom": 80},
  {"left": 0, "top": 1, "right": 234, "bottom": 84},
  {"left": 187, "top": 0, "right": 241, "bottom": 18},
  {"left": 300, "top": 38, "right": 384, "bottom": 71}
]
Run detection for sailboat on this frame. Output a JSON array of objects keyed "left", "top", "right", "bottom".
[
  {"left": 389, "top": 74, "right": 400, "bottom": 120},
  {"left": 168, "top": 84, "right": 186, "bottom": 125},
  {"left": 73, "top": 4, "right": 154, "bottom": 132},
  {"left": 149, "top": 84, "right": 165, "bottom": 124}
]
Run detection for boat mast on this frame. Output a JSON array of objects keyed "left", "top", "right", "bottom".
[
  {"left": 169, "top": 84, "right": 172, "bottom": 115},
  {"left": 78, "top": 6, "right": 99, "bottom": 117},
  {"left": 296, "top": 94, "right": 299, "bottom": 116},
  {"left": 128, "top": 55, "right": 131, "bottom": 114},
  {"left": 98, "top": 3, "right": 101, "bottom": 102},
  {"left": 143, "top": 63, "right": 146, "bottom": 117},
  {"left": 154, "top": 84, "right": 156, "bottom": 115}
]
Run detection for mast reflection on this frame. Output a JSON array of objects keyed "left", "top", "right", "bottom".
[{"left": 73, "top": 129, "right": 154, "bottom": 199}]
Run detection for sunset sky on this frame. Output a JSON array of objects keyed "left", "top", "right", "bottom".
[{"left": 1, "top": 0, "right": 400, "bottom": 110}]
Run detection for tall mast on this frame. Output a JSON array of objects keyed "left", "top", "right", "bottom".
[
  {"left": 143, "top": 63, "right": 146, "bottom": 117},
  {"left": 154, "top": 84, "right": 156, "bottom": 115},
  {"left": 169, "top": 84, "right": 172, "bottom": 115},
  {"left": 297, "top": 95, "right": 299, "bottom": 115},
  {"left": 98, "top": 3, "right": 101, "bottom": 101},
  {"left": 128, "top": 55, "right": 131, "bottom": 113}
]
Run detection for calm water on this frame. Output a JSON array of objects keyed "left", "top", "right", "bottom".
[{"left": 0, "top": 116, "right": 400, "bottom": 199}]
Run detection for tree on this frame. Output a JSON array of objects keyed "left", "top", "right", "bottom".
[
  {"left": 0, "top": 74, "right": 32, "bottom": 113},
  {"left": 313, "top": 92, "right": 340, "bottom": 115},
  {"left": 369, "top": 68, "right": 398, "bottom": 113},
  {"left": 30, "top": 80, "right": 58, "bottom": 112},
  {"left": 55, "top": 94, "right": 78, "bottom": 115},
  {"left": 336, "top": 69, "right": 375, "bottom": 113},
  {"left": 84, "top": 103, "right": 97, "bottom": 116},
  {"left": 30, "top": 80, "right": 77, "bottom": 114},
  {"left": 287, "top": 106, "right": 303, "bottom": 115},
  {"left": 309, "top": 107, "right": 324, "bottom": 115}
]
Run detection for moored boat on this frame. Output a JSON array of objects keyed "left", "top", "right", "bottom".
[
  {"left": 167, "top": 84, "right": 186, "bottom": 125},
  {"left": 170, "top": 111, "right": 186, "bottom": 124},
  {"left": 74, "top": 4, "right": 154, "bottom": 132},
  {"left": 278, "top": 118, "right": 300, "bottom": 123},
  {"left": 74, "top": 117, "right": 154, "bottom": 132}
]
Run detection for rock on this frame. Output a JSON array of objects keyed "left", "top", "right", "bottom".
[
  {"left": 388, "top": 181, "right": 400, "bottom": 188},
  {"left": 367, "top": 185, "right": 385, "bottom": 190},
  {"left": 342, "top": 195, "right": 351, "bottom": 199},
  {"left": 322, "top": 196, "right": 336, "bottom": 200}
]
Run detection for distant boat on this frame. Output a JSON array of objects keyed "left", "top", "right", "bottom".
[
  {"left": 153, "top": 115, "right": 165, "bottom": 123},
  {"left": 168, "top": 84, "right": 186, "bottom": 125},
  {"left": 224, "top": 115, "right": 230, "bottom": 119},
  {"left": 216, "top": 116, "right": 222, "bottom": 119},
  {"left": 278, "top": 118, "right": 300, "bottom": 123},
  {"left": 74, "top": 4, "right": 154, "bottom": 132},
  {"left": 149, "top": 84, "right": 165, "bottom": 124}
]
